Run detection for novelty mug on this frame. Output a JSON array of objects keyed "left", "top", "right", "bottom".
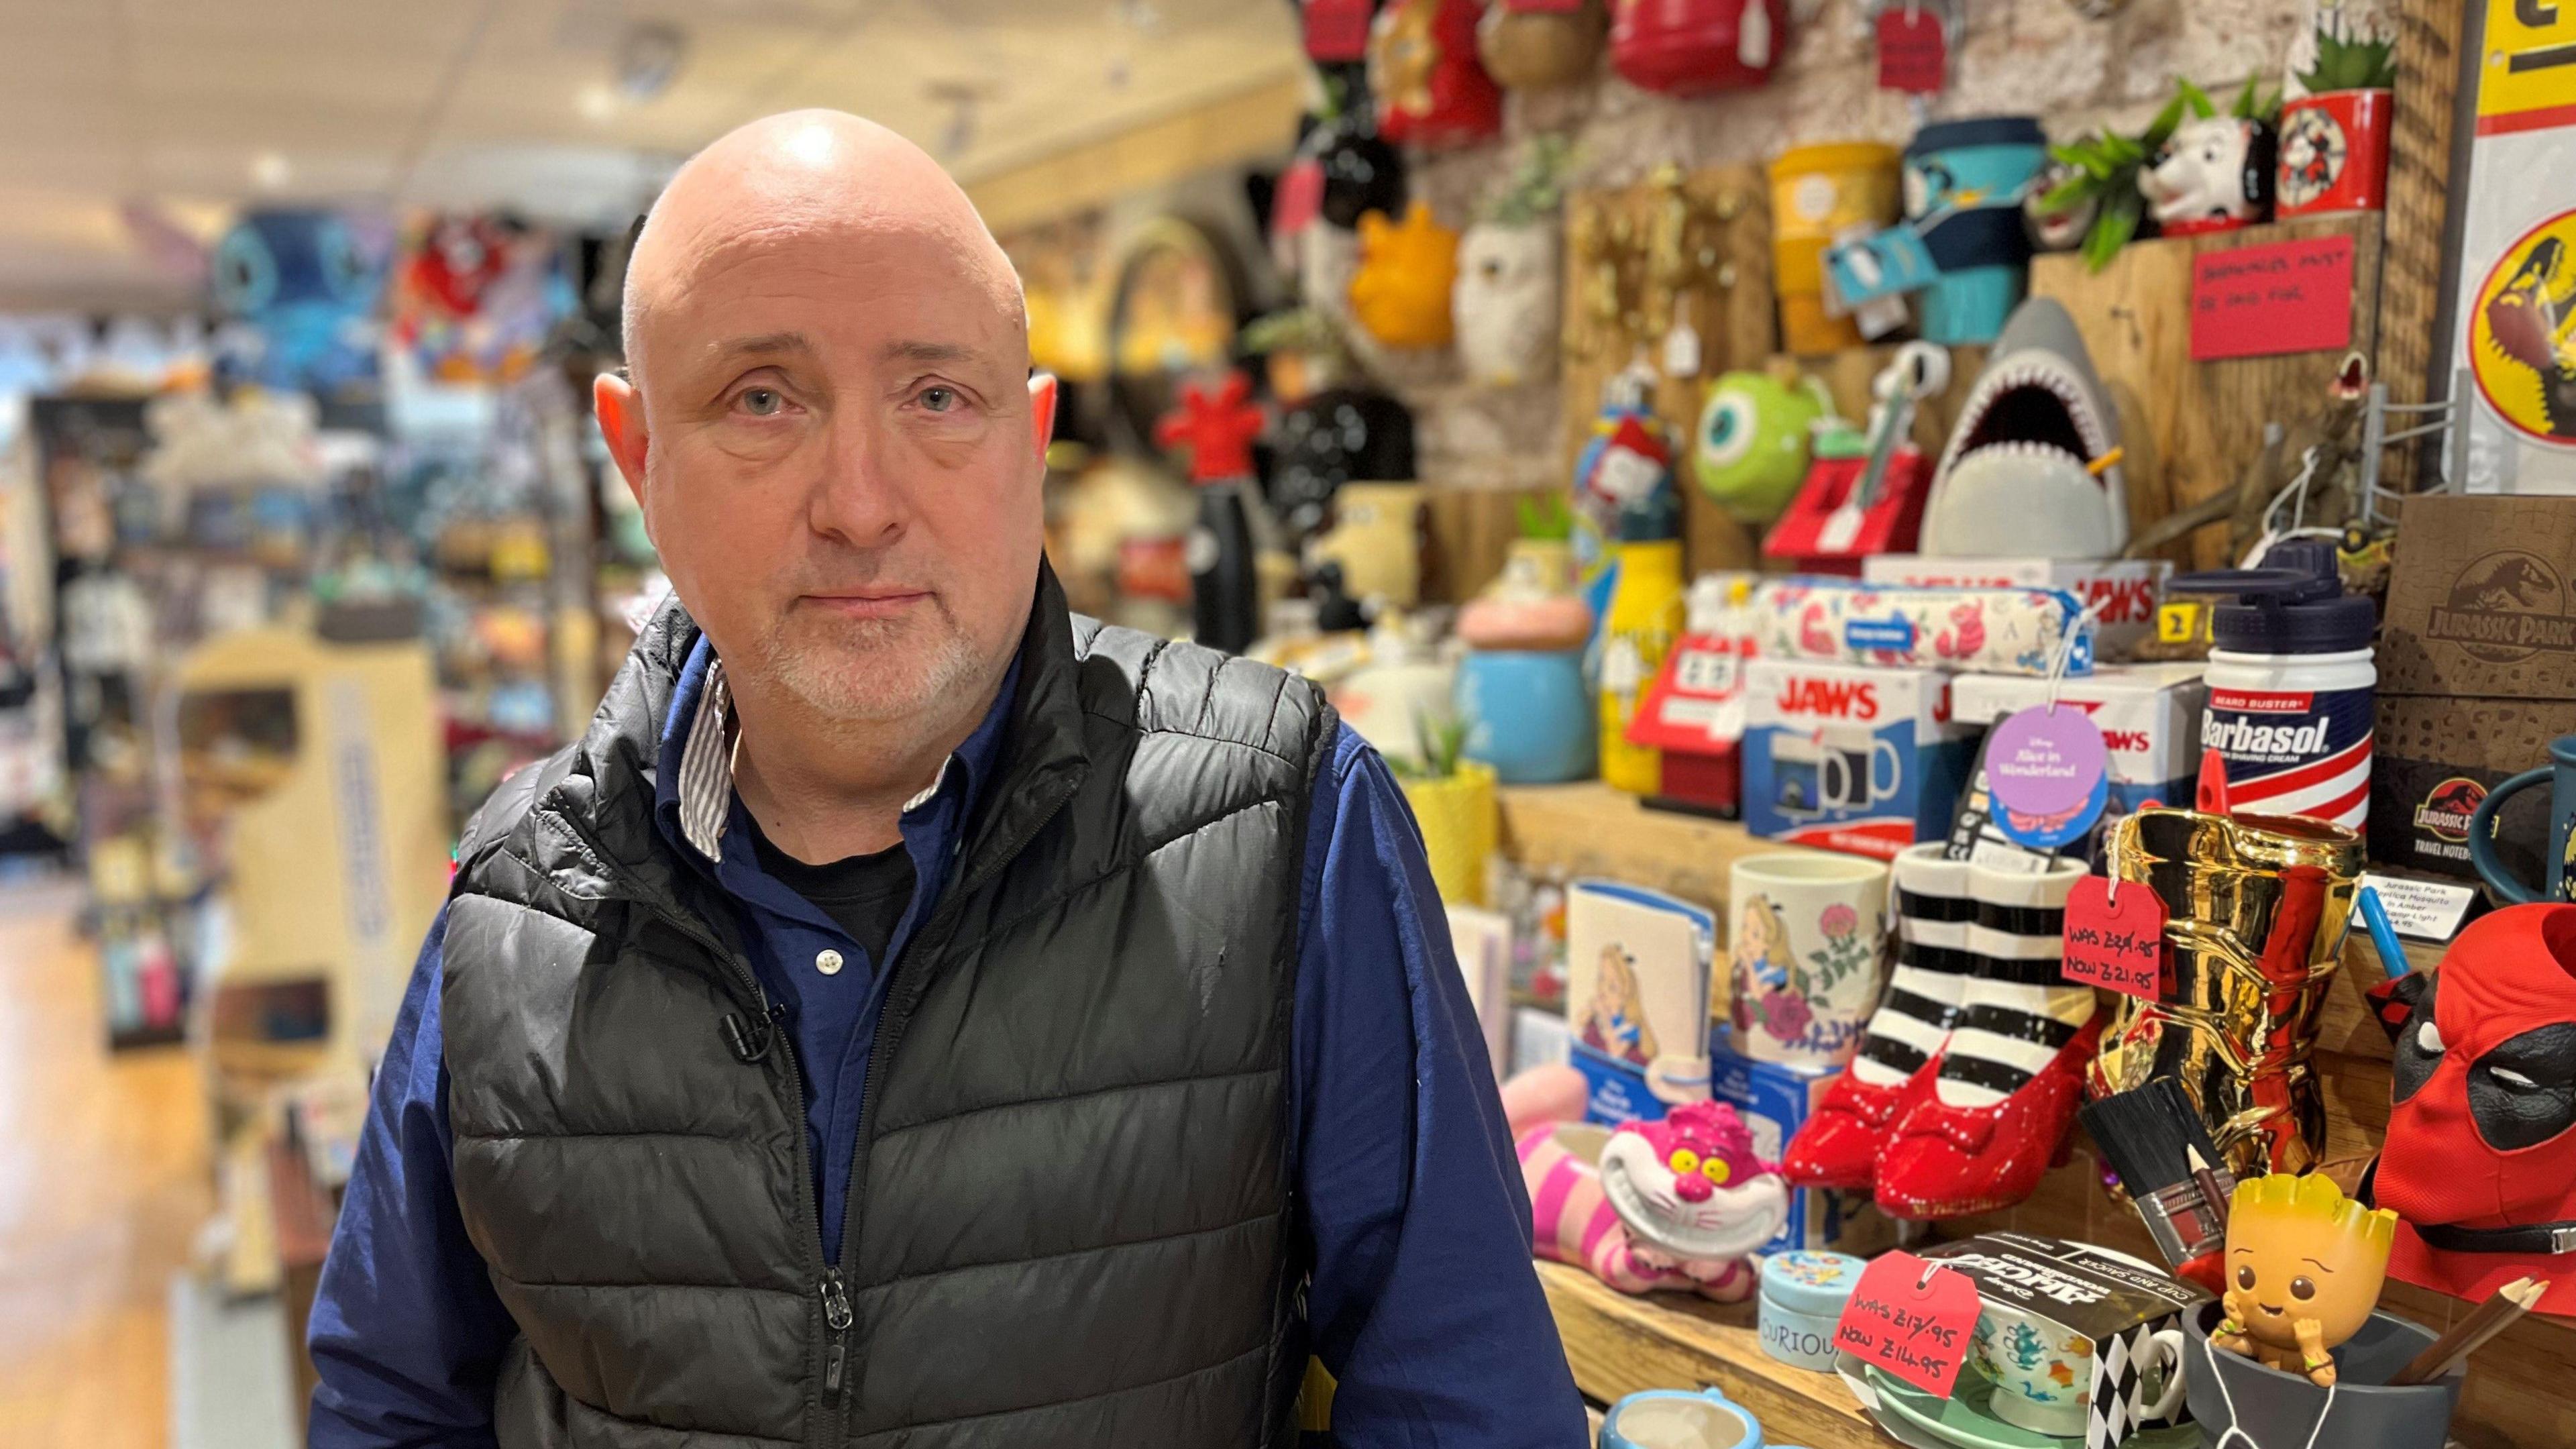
[
  {"left": 1770, "top": 731, "right": 1900, "bottom": 813},
  {"left": 2467, "top": 734, "right": 2576, "bottom": 904},
  {"left": 1599, "top": 1387, "right": 1801, "bottom": 1449},
  {"left": 1729, "top": 853, "right": 1888, "bottom": 1070},
  {"left": 1970, "top": 1299, "right": 2186, "bottom": 1438}
]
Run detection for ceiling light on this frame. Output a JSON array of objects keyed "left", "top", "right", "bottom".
[
  {"left": 578, "top": 83, "right": 619, "bottom": 121},
  {"left": 616, "top": 21, "right": 688, "bottom": 101},
  {"left": 251, "top": 152, "right": 292, "bottom": 190}
]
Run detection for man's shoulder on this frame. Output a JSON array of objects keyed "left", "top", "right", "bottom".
[
  {"left": 1068, "top": 617, "right": 1336, "bottom": 767},
  {"left": 454, "top": 741, "right": 584, "bottom": 873}
]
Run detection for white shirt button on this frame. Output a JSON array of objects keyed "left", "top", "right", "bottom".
[{"left": 815, "top": 949, "right": 845, "bottom": 977}]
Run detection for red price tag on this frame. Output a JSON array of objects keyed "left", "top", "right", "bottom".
[
  {"left": 1302, "top": 0, "right": 1376, "bottom": 62},
  {"left": 1833, "top": 1251, "right": 1982, "bottom": 1397},
  {"left": 2062, "top": 876, "right": 2167, "bottom": 1000},
  {"left": 1876, "top": 9, "right": 1948, "bottom": 94},
  {"left": 2190, "top": 235, "right": 2355, "bottom": 362}
]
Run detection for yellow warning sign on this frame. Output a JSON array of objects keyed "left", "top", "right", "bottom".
[
  {"left": 2480, "top": 0, "right": 2576, "bottom": 131},
  {"left": 2470, "top": 207, "right": 2576, "bottom": 447}
]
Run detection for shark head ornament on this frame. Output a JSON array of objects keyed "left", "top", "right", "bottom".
[{"left": 1920, "top": 297, "right": 2129, "bottom": 559}]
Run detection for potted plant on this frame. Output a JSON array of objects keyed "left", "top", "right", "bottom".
[
  {"left": 2277, "top": 10, "right": 2398, "bottom": 217},
  {"left": 1392, "top": 710, "right": 1499, "bottom": 907},
  {"left": 2036, "top": 78, "right": 2275, "bottom": 270}
]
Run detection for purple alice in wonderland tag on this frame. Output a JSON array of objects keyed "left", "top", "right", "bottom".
[{"left": 1985, "top": 706, "right": 2107, "bottom": 818}]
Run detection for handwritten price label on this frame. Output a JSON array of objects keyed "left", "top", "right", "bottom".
[
  {"left": 1834, "top": 1251, "right": 1981, "bottom": 1395},
  {"left": 2062, "top": 876, "right": 2167, "bottom": 1000}
]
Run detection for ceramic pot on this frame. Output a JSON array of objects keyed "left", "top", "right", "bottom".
[
  {"left": 1370, "top": 0, "right": 1504, "bottom": 149},
  {"left": 2277, "top": 89, "right": 2392, "bottom": 216},
  {"left": 1609, "top": 0, "right": 1787, "bottom": 96},
  {"left": 1758, "top": 1251, "right": 1866, "bottom": 1371},
  {"left": 1599, "top": 539, "right": 1686, "bottom": 794},
  {"left": 1477, "top": 0, "right": 1607, "bottom": 90},
  {"left": 1454, "top": 221, "right": 1562, "bottom": 387},
  {"left": 1458, "top": 648, "right": 1595, "bottom": 784},
  {"left": 1903, "top": 116, "right": 2048, "bottom": 345},
  {"left": 1305, "top": 480, "right": 1425, "bottom": 610},
  {"left": 1600, "top": 1387, "right": 1772, "bottom": 1449},
  {"left": 2141, "top": 115, "right": 2277, "bottom": 237},
  {"left": 2183, "top": 1301, "right": 2461, "bottom": 1449},
  {"left": 1727, "top": 853, "right": 1887, "bottom": 1071},
  {"left": 1401, "top": 760, "right": 1498, "bottom": 906},
  {"left": 1768, "top": 142, "right": 1902, "bottom": 354}
]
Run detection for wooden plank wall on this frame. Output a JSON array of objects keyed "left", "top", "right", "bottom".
[
  {"left": 2029, "top": 213, "right": 2385, "bottom": 570},
  {"left": 1559, "top": 165, "right": 1776, "bottom": 580}
]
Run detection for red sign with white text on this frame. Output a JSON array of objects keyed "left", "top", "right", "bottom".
[{"left": 1834, "top": 1251, "right": 1981, "bottom": 1396}]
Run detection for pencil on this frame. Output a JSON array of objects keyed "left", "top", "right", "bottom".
[
  {"left": 2186, "top": 1144, "right": 2230, "bottom": 1235},
  {"left": 2390, "top": 1277, "right": 2546, "bottom": 1385}
]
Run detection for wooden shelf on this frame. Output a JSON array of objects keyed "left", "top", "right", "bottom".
[
  {"left": 1541, "top": 1261, "right": 1886, "bottom": 1448},
  {"left": 1501, "top": 786, "right": 2576, "bottom": 1449}
]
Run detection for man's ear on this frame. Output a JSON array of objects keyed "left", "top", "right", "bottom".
[
  {"left": 1028, "top": 372, "right": 1059, "bottom": 462},
  {"left": 594, "top": 370, "right": 649, "bottom": 506}
]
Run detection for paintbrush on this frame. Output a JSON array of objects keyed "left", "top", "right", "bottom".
[
  {"left": 2080, "top": 1080, "right": 2233, "bottom": 1287},
  {"left": 2390, "top": 1277, "right": 2547, "bottom": 1385}
]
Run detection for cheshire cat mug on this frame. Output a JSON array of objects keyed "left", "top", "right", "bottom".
[{"left": 2467, "top": 734, "right": 2576, "bottom": 904}]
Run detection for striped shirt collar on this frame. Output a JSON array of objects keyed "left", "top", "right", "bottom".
[{"left": 657, "top": 637, "right": 1014, "bottom": 866}]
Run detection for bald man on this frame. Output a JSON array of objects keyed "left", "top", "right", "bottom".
[{"left": 307, "top": 112, "right": 1584, "bottom": 1449}]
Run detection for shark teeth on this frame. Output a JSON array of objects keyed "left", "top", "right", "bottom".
[{"left": 1945, "top": 355, "right": 2112, "bottom": 470}]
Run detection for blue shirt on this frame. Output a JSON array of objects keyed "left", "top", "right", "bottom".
[{"left": 306, "top": 635, "right": 1586, "bottom": 1448}]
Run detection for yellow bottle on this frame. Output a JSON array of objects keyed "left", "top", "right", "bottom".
[{"left": 1598, "top": 539, "right": 1684, "bottom": 794}]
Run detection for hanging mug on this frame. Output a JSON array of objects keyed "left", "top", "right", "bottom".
[{"left": 2467, "top": 735, "right": 2576, "bottom": 903}]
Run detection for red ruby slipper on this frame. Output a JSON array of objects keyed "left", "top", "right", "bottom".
[
  {"left": 1781, "top": 1051, "right": 1943, "bottom": 1191},
  {"left": 1872, "top": 1015, "right": 2103, "bottom": 1220}
]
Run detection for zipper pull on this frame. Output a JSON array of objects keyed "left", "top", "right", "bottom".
[{"left": 819, "top": 1269, "right": 853, "bottom": 1405}]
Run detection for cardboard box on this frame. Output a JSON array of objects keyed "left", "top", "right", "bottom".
[
  {"left": 2379, "top": 494, "right": 2576, "bottom": 699},
  {"left": 1565, "top": 881, "right": 1714, "bottom": 1126},
  {"left": 1952, "top": 663, "right": 2208, "bottom": 813},
  {"left": 1743, "top": 659, "right": 1976, "bottom": 859},
  {"left": 2369, "top": 695, "right": 2567, "bottom": 883},
  {"left": 1707, "top": 1030, "right": 1899, "bottom": 1256},
  {"left": 2369, "top": 494, "right": 2576, "bottom": 879},
  {"left": 1865, "top": 555, "right": 2172, "bottom": 661}
]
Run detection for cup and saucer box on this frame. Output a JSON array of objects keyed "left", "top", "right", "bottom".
[
  {"left": 1564, "top": 881, "right": 1714, "bottom": 1126},
  {"left": 1743, "top": 659, "right": 1976, "bottom": 859}
]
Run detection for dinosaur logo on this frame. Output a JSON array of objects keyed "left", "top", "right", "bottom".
[
  {"left": 2471, "top": 209, "right": 2576, "bottom": 447},
  {"left": 2413, "top": 777, "right": 2487, "bottom": 844},
  {"left": 2426, "top": 549, "right": 2576, "bottom": 664}
]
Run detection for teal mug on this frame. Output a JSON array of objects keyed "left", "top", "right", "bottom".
[
  {"left": 1600, "top": 1387, "right": 1804, "bottom": 1449},
  {"left": 2468, "top": 735, "right": 2576, "bottom": 904}
]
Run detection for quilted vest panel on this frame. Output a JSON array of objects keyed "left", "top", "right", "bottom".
[{"left": 442, "top": 590, "right": 1331, "bottom": 1449}]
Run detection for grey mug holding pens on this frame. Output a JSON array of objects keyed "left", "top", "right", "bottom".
[{"left": 2467, "top": 735, "right": 2576, "bottom": 904}]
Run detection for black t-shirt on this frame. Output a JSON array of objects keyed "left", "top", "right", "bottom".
[{"left": 747, "top": 820, "right": 916, "bottom": 965}]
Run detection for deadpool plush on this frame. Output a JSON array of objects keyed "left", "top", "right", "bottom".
[{"left": 2367, "top": 904, "right": 2576, "bottom": 1317}]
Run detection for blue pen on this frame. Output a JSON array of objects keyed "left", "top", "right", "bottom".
[{"left": 2357, "top": 885, "right": 2410, "bottom": 977}]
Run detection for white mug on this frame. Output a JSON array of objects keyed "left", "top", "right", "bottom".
[
  {"left": 1728, "top": 853, "right": 1889, "bottom": 1070},
  {"left": 1970, "top": 1299, "right": 2186, "bottom": 1438}
]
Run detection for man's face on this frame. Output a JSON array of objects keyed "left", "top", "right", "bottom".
[{"left": 610, "top": 218, "right": 1043, "bottom": 724}]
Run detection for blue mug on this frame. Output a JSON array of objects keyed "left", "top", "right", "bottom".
[
  {"left": 1600, "top": 1387, "right": 1803, "bottom": 1449},
  {"left": 2469, "top": 735, "right": 2576, "bottom": 904}
]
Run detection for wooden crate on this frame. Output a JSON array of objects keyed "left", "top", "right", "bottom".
[{"left": 1499, "top": 784, "right": 2576, "bottom": 1449}]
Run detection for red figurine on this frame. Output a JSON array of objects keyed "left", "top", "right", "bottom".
[
  {"left": 1155, "top": 372, "right": 1269, "bottom": 654},
  {"left": 1369, "top": 0, "right": 1505, "bottom": 150}
]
